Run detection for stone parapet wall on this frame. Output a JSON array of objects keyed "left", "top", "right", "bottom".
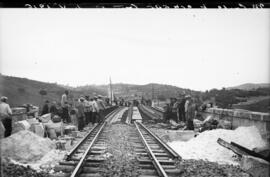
[{"left": 200, "top": 108, "right": 270, "bottom": 136}]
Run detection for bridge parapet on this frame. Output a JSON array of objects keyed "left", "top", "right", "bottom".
[{"left": 200, "top": 108, "right": 270, "bottom": 137}]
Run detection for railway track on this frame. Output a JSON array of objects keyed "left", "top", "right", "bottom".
[
  {"left": 132, "top": 121, "right": 182, "bottom": 177},
  {"left": 54, "top": 107, "right": 125, "bottom": 177},
  {"left": 53, "top": 106, "right": 182, "bottom": 177}
]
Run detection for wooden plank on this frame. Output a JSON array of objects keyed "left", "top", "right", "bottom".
[
  {"left": 231, "top": 142, "right": 270, "bottom": 162},
  {"left": 217, "top": 138, "right": 248, "bottom": 157}
]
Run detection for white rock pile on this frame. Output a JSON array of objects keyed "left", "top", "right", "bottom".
[
  {"left": 1, "top": 130, "right": 55, "bottom": 163},
  {"left": 168, "top": 126, "right": 269, "bottom": 165}
]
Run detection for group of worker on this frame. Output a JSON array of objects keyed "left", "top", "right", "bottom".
[
  {"left": 164, "top": 94, "right": 199, "bottom": 130},
  {"left": 41, "top": 90, "right": 107, "bottom": 131}
]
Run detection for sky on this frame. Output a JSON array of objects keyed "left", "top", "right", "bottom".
[{"left": 0, "top": 9, "right": 269, "bottom": 91}]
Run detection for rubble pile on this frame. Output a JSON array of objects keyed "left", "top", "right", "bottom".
[
  {"left": 2, "top": 163, "right": 49, "bottom": 177},
  {"left": 10, "top": 149, "right": 67, "bottom": 173},
  {"left": 168, "top": 126, "right": 268, "bottom": 165},
  {"left": 1, "top": 130, "right": 55, "bottom": 163},
  {"left": 180, "top": 159, "right": 250, "bottom": 177}
]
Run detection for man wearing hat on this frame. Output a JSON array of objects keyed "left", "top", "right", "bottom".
[
  {"left": 77, "top": 96, "right": 85, "bottom": 130},
  {"left": 92, "top": 96, "right": 99, "bottom": 124},
  {"left": 97, "top": 95, "right": 106, "bottom": 122},
  {"left": 61, "top": 90, "right": 70, "bottom": 123},
  {"left": 41, "top": 100, "right": 50, "bottom": 116},
  {"left": 0, "top": 96, "right": 13, "bottom": 137},
  {"left": 84, "top": 95, "right": 92, "bottom": 125},
  {"left": 178, "top": 95, "right": 187, "bottom": 123}
]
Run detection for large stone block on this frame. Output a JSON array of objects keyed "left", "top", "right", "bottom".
[
  {"left": 11, "top": 107, "right": 27, "bottom": 114},
  {"left": 251, "top": 113, "right": 262, "bottom": 121},
  {"left": 240, "top": 155, "right": 269, "bottom": 177},
  {"left": 238, "top": 111, "right": 252, "bottom": 119},
  {"left": 262, "top": 114, "right": 270, "bottom": 122},
  {"left": 226, "top": 110, "right": 235, "bottom": 117},
  {"left": 213, "top": 108, "right": 223, "bottom": 115}
]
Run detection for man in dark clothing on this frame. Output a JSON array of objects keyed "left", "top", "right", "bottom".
[
  {"left": 41, "top": 100, "right": 50, "bottom": 115},
  {"left": 178, "top": 97, "right": 186, "bottom": 122},
  {"left": 163, "top": 103, "right": 171, "bottom": 123},
  {"left": 77, "top": 97, "right": 85, "bottom": 130},
  {"left": 49, "top": 101, "right": 59, "bottom": 117},
  {"left": 84, "top": 96, "right": 91, "bottom": 125}
]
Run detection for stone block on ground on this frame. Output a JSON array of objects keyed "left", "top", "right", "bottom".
[
  {"left": 40, "top": 113, "right": 51, "bottom": 123},
  {"left": 217, "top": 120, "right": 232, "bottom": 130},
  {"left": 240, "top": 155, "right": 270, "bottom": 177},
  {"left": 64, "top": 125, "right": 76, "bottom": 135},
  {"left": 45, "top": 121, "right": 63, "bottom": 136},
  {"left": 47, "top": 128, "right": 57, "bottom": 140},
  {"left": 32, "top": 123, "right": 45, "bottom": 137},
  {"left": 52, "top": 115, "right": 61, "bottom": 123},
  {"left": 193, "top": 119, "right": 203, "bottom": 129},
  {"left": 11, "top": 107, "right": 27, "bottom": 114},
  {"left": 12, "top": 120, "right": 31, "bottom": 134}
]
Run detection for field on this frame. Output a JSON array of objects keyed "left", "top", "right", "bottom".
[{"left": 232, "top": 96, "right": 270, "bottom": 113}]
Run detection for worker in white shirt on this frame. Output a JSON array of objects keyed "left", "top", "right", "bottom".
[
  {"left": 0, "top": 96, "right": 13, "bottom": 137},
  {"left": 61, "top": 90, "right": 70, "bottom": 123},
  {"left": 184, "top": 95, "right": 191, "bottom": 124}
]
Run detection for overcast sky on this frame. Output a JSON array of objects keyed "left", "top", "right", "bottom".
[{"left": 0, "top": 9, "right": 269, "bottom": 91}]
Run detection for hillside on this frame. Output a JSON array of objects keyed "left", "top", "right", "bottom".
[
  {"left": 0, "top": 74, "right": 106, "bottom": 107},
  {"left": 77, "top": 83, "right": 199, "bottom": 100},
  {"left": 232, "top": 97, "right": 270, "bottom": 113},
  {"left": 227, "top": 83, "right": 270, "bottom": 90},
  {"left": 0, "top": 74, "right": 197, "bottom": 107},
  {"left": 4, "top": 74, "right": 268, "bottom": 112}
]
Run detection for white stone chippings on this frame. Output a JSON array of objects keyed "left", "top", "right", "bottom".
[
  {"left": 168, "top": 126, "right": 269, "bottom": 165},
  {"left": 10, "top": 149, "right": 67, "bottom": 172},
  {"left": 2, "top": 130, "right": 55, "bottom": 163}
]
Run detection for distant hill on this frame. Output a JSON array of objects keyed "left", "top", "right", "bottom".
[
  {"left": 227, "top": 83, "right": 270, "bottom": 90},
  {"left": 0, "top": 74, "right": 198, "bottom": 107},
  {"left": 0, "top": 74, "right": 106, "bottom": 107},
  {"left": 77, "top": 83, "right": 200, "bottom": 101}
]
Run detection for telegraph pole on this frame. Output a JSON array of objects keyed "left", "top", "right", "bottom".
[
  {"left": 109, "top": 76, "right": 113, "bottom": 105},
  {"left": 151, "top": 84, "right": 154, "bottom": 100}
]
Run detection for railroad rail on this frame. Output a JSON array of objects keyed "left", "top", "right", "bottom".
[
  {"left": 54, "top": 107, "right": 124, "bottom": 177},
  {"left": 139, "top": 105, "right": 164, "bottom": 120},
  {"left": 133, "top": 121, "right": 182, "bottom": 177},
  {"left": 54, "top": 106, "right": 182, "bottom": 177}
]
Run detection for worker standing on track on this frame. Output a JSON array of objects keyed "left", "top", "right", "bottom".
[
  {"left": 173, "top": 98, "right": 181, "bottom": 123},
  {"left": 97, "top": 95, "right": 106, "bottom": 123},
  {"left": 178, "top": 95, "right": 187, "bottom": 123},
  {"left": 77, "top": 97, "right": 85, "bottom": 131},
  {"left": 0, "top": 96, "right": 13, "bottom": 137},
  {"left": 88, "top": 98, "right": 94, "bottom": 125},
  {"left": 185, "top": 97, "right": 197, "bottom": 130},
  {"left": 84, "top": 95, "right": 91, "bottom": 125},
  {"left": 92, "top": 96, "right": 99, "bottom": 125},
  {"left": 70, "top": 102, "right": 79, "bottom": 130},
  {"left": 61, "top": 90, "right": 70, "bottom": 123}
]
